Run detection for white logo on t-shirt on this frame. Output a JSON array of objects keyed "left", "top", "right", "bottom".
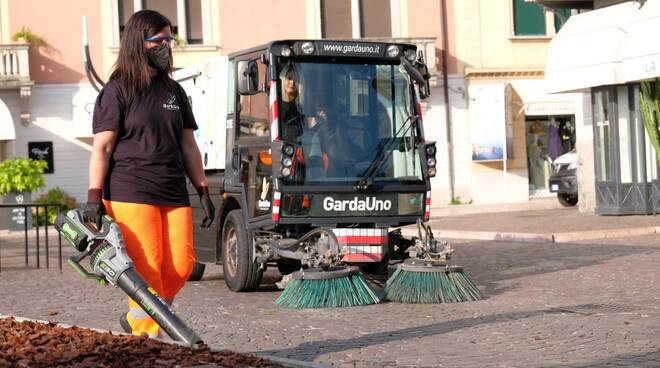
[{"left": 163, "top": 93, "right": 180, "bottom": 111}]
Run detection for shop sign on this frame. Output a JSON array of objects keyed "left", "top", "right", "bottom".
[
  {"left": 524, "top": 101, "right": 575, "bottom": 116},
  {"left": 469, "top": 84, "right": 506, "bottom": 162},
  {"left": 28, "top": 141, "right": 54, "bottom": 174}
]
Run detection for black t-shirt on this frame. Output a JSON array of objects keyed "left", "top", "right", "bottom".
[{"left": 92, "top": 77, "right": 198, "bottom": 207}]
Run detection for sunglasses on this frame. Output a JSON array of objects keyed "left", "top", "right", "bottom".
[{"left": 144, "top": 36, "right": 175, "bottom": 47}]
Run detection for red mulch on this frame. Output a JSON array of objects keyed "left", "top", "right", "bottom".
[{"left": 0, "top": 317, "right": 283, "bottom": 367}]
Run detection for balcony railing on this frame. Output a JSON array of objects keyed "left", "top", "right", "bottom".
[
  {"left": 0, "top": 44, "right": 32, "bottom": 125},
  {"left": 0, "top": 44, "right": 31, "bottom": 85}
]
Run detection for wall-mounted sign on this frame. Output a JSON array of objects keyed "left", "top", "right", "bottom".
[
  {"left": 28, "top": 141, "right": 54, "bottom": 174},
  {"left": 469, "top": 84, "right": 506, "bottom": 162}
]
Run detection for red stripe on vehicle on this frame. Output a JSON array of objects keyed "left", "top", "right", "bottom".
[
  {"left": 336, "top": 236, "right": 388, "bottom": 244},
  {"left": 343, "top": 253, "right": 383, "bottom": 262}
]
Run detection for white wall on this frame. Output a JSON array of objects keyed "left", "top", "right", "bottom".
[
  {"left": 1, "top": 85, "right": 96, "bottom": 206},
  {"left": 576, "top": 92, "right": 595, "bottom": 212},
  {"left": 423, "top": 75, "right": 469, "bottom": 206}
]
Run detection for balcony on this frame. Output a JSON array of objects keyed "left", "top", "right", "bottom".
[{"left": 0, "top": 44, "right": 33, "bottom": 125}]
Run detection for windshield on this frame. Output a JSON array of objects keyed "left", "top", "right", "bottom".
[{"left": 278, "top": 61, "right": 423, "bottom": 186}]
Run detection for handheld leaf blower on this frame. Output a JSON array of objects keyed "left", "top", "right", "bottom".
[{"left": 54, "top": 209, "right": 201, "bottom": 347}]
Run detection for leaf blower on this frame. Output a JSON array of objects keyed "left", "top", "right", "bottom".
[{"left": 54, "top": 209, "right": 201, "bottom": 347}]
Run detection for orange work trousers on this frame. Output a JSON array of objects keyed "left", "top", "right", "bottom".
[{"left": 104, "top": 200, "right": 194, "bottom": 337}]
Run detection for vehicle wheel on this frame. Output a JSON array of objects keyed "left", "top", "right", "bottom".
[
  {"left": 221, "top": 209, "right": 263, "bottom": 291},
  {"left": 557, "top": 193, "right": 578, "bottom": 207},
  {"left": 187, "top": 261, "right": 206, "bottom": 281},
  {"left": 276, "top": 258, "right": 302, "bottom": 276}
]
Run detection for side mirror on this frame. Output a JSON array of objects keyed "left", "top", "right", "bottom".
[
  {"left": 416, "top": 62, "right": 431, "bottom": 99},
  {"left": 401, "top": 56, "right": 431, "bottom": 99},
  {"left": 238, "top": 60, "right": 259, "bottom": 95}
]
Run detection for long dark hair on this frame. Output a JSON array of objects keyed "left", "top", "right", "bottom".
[{"left": 110, "top": 10, "right": 174, "bottom": 104}]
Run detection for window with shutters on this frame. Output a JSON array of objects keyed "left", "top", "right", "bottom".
[
  {"left": 321, "top": 0, "right": 392, "bottom": 39},
  {"left": 360, "top": 0, "right": 391, "bottom": 38},
  {"left": 117, "top": 0, "right": 204, "bottom": 45},
  {"left": 321, "top": 0, "right": 352, "bottom": 39},
  {"left": 512, "top": 0, "right": 546, "bottom": 36}
]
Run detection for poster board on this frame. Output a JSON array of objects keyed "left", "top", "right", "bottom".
[{"left": 469, "top": 83, "right": 507, "bottom": 162}]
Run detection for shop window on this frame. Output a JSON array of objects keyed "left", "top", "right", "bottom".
[
  {"left": 118, "top": 0, "right": 204, "bottom": 45},
  {"left": 554, "top": 8, "right": 572, "bottom": 32},
  {"left": 321, "top": 0, "right": 391, "bottom": 38},
  {"left": 512, "top": 0, "right": 546, "bottom": 36}
]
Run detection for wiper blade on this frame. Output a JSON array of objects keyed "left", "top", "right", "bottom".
[{"left": 355, "top": 115, "right": 418, "bottom": 191}]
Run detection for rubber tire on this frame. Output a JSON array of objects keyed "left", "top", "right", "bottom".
[
  {"left": 187, "top": 261, "right": 206, "bottom": 281},
  {"left": 221, "top": 210, "right": 263, "bottom": 292},
  {"left": 558, "top": 193, "right": 578, "bottom": 207},
  {"left": 276, "top": 259, "right": 302, "bottom": 276}
]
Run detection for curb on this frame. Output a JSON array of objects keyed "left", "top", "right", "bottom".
[
  {"left": 0, "top": 315, "right": 327, "bottom": 368},
  {"left": 401, "top": 226, "right": 659, "bottom": 243}
]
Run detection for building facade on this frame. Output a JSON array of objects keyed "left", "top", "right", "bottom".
[{"left": 0, "top": 0, "right": 586, "bottom": 210}]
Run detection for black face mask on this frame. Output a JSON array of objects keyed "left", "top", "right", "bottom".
[{"left": 146, "top": 43, "right": 170, "bottom": 71}]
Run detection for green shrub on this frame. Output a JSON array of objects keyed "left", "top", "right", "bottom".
[
  {"left": 33, "top": 187, "right": 77, "bottom": 225},
  {"left": 0, "top": 157, "right": 47, "bottom": 195}
]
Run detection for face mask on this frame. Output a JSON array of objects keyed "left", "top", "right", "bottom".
[{"left": 146, "top": 43, "right": 170, "bottom": 71}]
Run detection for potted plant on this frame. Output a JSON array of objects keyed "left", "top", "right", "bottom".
[
  {"left": 11, "top": 26, "right": 46, "bottom": 48},
  {"left": 33, "top": 187, "right": 77, "bottom": 226},
  {"left": 0, "top": 157, "right": 48, "bottom": 230},
  {"left": 173, "top": 33, "right": 187, "bottom": 50}
]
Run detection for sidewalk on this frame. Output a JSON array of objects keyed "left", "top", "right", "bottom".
[{"left": 406, "top": 197, "right": 660, "bottom": 243}]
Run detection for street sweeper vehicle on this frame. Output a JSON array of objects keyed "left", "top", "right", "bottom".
[{"left": 175, "top": 40, "right": 482, "bottom": 307}]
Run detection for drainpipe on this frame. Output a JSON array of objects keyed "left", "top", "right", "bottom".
[{"left": 441, "top": 0, "right": 455, "bottom": 202}]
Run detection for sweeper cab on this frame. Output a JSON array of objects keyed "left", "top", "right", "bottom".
[{"left": 175, "top": 40, "right": 441, "bottom": 291}]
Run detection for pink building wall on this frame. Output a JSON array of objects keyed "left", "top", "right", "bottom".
[
  {"left": 407, "top": 0, "right": 457, "bottom": 74},
  {"left": 8, "top": 0, "right": 104, "bottom": 84},
  {"left": 218, "top": 0, "right": 308, "bottom": 55}
]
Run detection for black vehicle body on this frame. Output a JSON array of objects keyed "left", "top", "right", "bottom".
[
  {"left": 548, "top": 151, "right": 578, "bottom": 207},
  {"left": 186, "top": 40, "right": 436, "bottom": 289}
]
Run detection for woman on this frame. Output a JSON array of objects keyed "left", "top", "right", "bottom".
[
  {"left": 85, "top": 10, "right": 214, "bottom": 338},
  {"left": 281, "top": 68, "right": 303, "bottom": 143}
]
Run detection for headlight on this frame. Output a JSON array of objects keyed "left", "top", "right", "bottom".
[
  {"left": 426, "top": 145, "right": 436, "bottom": 155},
  {"left": 301, "top": 42, "right": 315, "bottom": 55},
  {"left": 281, "top": 46, "right": 292, "bottom": 57},
  {"left": 568, "top": 161, "right": 578, "bottom": 170},
  {"left": 283, "top": 145, "right": 294, "bottom": 156},
  {"left": 282, "top": 157, "right": 293, "bottom": 167},
  {"left": 386, "top": 45, "right": 400, "bottom": 58},
  {"left": 427, "top": 167, "right": 437, "bottom": 177},
  {"left": 281, "top": 167, "right": 291, "bottom": 177},
  {"left": 427, "top": 158, "right": 436, "bottom": 167},
  {"left": 404, "top": 49, "right": 416, "bottom": 61}
]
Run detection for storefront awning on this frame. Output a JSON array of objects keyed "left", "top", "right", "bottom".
[
  {"left": 622, "top": 0, "right": 660, "bottom": 82},
  {"left": 0, "top": 98, "right": 16, "bottom": 140},
  {"left": 545, "top": 1, "right": 639, "bottom": 93}
]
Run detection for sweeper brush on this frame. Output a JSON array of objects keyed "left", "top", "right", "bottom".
[
  {"left": 275, "top": 266, "right": 380, "bottom": 308},
  {"left": 385, "top": 220, "right": 484, "bottom": 304}
]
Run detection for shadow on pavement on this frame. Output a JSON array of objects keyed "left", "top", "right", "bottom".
[
  {"left": 548, "top": 350, "right": 660, "bottom": 368},
  {"left": 257, "top": 308, "right": 562, "bottom": 360},
  {"left": 452, "top": 240, "right": 659, "bottom": 298}
]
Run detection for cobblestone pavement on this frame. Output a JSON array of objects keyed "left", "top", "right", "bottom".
[{"left": 1, "top": 234, "right": 659, "bottom": 367}]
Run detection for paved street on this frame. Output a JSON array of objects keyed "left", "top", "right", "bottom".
[{"left": 1, "top": 228, "right": 659, "bottom": 367}]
